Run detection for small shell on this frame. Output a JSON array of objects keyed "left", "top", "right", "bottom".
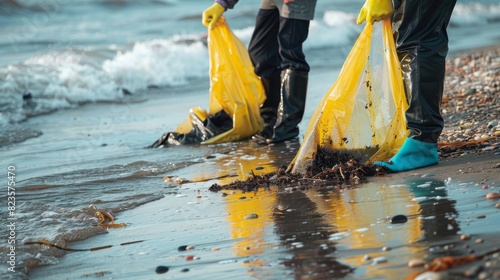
[{"left": 408, "top": 259, "right": 426, "bottom": 268}]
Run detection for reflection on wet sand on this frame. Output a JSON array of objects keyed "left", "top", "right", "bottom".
[
  {"left": 212, "top": 141, "right": 353, "bottom": 278},
  {"left": 203, "top": 140, "right": 464, "bottom": 279},
  {"left": 406, "top": 178, "right": 460, "bottom": 242},
  {"left": 272, "top": 190, "right": 354, "bottom": 279}
]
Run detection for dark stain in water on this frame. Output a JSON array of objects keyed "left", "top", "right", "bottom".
[{"left": 272, "top": 190, "right": 355, "bottom": 279}]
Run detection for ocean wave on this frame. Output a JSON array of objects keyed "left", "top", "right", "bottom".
[
  {"left": 0, "top": 34, "right": 209, "bottom": 126},
  {"left": 1, "top": 2, "right": 497, "bottom": 127},
  {"left": 450, "top": 3, "right": 500, "bottom": 27}
]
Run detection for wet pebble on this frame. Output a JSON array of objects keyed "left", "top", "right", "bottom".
[
  {"left": 184, "top": 255, "right": 197, "bottom": 261},
  {"left": 495, "top": 203, "right": 500, "bottom": 208},
  {"left": 371, "top": 256, "right": 388, "bottom": 265},
  {"left": 382, "top": 246, "right": 391, "bottom": 251},
  {"left": 211, "top": 247, "right": 220, "bottom": 251},
  {"left": 487, "top": 120, "right": 498, "bottom": 129},
  {"left": 417, "top": 271, "right": 443, "bottom": 280},
  {"left": 478, "top": 272, "right": 490, "bottom": 280},
  {"left": 363, "top": 255, "right": 372, "bottom": 261},
  {"left": 255, "top": 166, "right": 264, "bottom": 170},
  {"left": 486, "top": 192, "right": 500, "bottom": 200},
  {"left": 178, "top": 245, "right": 194, "bottom": 251},
  {"left": 219, "top": 259, "right": 238, "bottom": 264},
  {"left": 291, "top": 242, "right": 304, "bottom": 249},
  {"left": 181, "top": 268, "right": 190, "bottom": 273},
  {"left": 461, "top": 234, "right": 471, "bottom": 240},
  {"left": 245, "top": 213, "right": 259, "bottom": 219},
  {"left": 464, "top": 264, "right": 483, "bottom": 278},
  {"left": 155, "top": 266, "right": 169, "bottom": 274},
  {"left": 390, "top": 214, "right": 408, "bottom": 224},
  {"left": 408, "top": 259, "right": 426, "bottom": 268}
]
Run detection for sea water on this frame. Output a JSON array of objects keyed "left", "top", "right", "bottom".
[{"left": 0, "top": 0, "right": 499, "bottom": 279}]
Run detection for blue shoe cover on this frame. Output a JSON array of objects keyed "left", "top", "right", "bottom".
[{"left": 374, "top": 138, "right": 438, "bottom": 172}]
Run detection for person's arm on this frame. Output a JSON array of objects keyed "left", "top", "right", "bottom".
[
  {"left": 202, "top": 0, "right": 239, "bottom": 29},
  {"left": 215, "top": 0, "right": 238, "bottom": 10},
  {"left": 356, "top": 0, "right": 393, "bottom": 25}
]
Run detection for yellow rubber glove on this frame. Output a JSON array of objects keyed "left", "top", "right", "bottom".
[
  {"left": 202, "top": 3, "right": 225, "bottom": 29},
  {"left": 356, "top": 0, "right": 394, "bottom": 25}
]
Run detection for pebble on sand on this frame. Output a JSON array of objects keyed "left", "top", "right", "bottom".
[
  {"left": 178, "top": 245, "right": 194, "bottom": 251},
  {"left": 486, "top": 192, "right": 500, "bottom": 200},
  {"left": 371, "top": 256, "right": 388, "bottom": 265},
  {"left": 390, "top": 214, "right": 408, "bottom": 224},
  {"left": 408, "top": 259, "right": 426, "bottom": 268},
  {"left": 155, "top": 266, "right": 169, "bottom": 274},
  {"left": 245, "top": 213, "right": 259, "bottom": 219},
  {"left": 184, "top": 255, "right": 196, "bottom": 261},
  {"left": 461, "top": 234, "right": 471, "bottom": 240}
]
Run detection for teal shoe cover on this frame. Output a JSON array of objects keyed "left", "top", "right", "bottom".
[{"left": 374, "top": 138, "right": 438, "bottom": 172}]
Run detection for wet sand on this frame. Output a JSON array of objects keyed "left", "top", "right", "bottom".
[{"left": 27, "top": 46, "right": 499, "bottom": 279}]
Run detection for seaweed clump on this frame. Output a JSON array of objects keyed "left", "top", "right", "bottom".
[{"left": 208, "top": 147, "right": 379, "bottom": 193}]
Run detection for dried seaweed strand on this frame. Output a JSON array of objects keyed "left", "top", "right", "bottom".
[
  {"left": 24, "top": 239, "right": 144, "bottom": 252},
  {"left": 406, "top": 247, "right": 500, "bottom": 279}
]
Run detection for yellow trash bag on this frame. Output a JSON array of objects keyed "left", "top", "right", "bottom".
[
  {"left": 149, "top": 17, "right": 265, "bottom": 148},
  {"left": 288, "top": 19, "right": 408, "bottom": 174}
]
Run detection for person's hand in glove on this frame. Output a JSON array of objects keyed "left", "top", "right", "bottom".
[
  {"left": 202, "top": 3, "right": 225, "bottom": 29},
  {"left": 356, "top": 0, "right": 394, "bottom": 25}
]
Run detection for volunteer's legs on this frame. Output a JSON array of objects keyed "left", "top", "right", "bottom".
[
  {"left": 375, "top": 0, "right": 457, "bottom": 172},
  {"left": 271, "top": 68, "right": 308, "bottom": 143},
  {"left": 248, "top": 8, "right": 282, "bottom": 139},
  {"left": 269, "top": 16, "right": 310, "bottom": 143}
]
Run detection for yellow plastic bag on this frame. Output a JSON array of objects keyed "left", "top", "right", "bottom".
[
  {"left": 175, "top": 17, "right": 265, "bottom": 144},
  {"left": 288, "top": 19, "right": 408, "bottom": 174}
]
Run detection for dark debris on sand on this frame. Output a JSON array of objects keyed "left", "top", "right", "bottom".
[{"left": 208, "top": 147, "right": 380, "bottom": 193}]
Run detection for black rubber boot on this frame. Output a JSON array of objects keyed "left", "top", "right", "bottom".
[
  {"left": 148, "top": 111, "right": 229, "bottom": 148},
  {"left": 257, "top": 75, "right": 281, "bottom": 138},
  {"left": 268, "top": 69, "right": 308, "bottom": 144}
]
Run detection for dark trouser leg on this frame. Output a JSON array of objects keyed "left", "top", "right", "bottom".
[
  {"left": 393, "top": 0, "right": 457, "bottom": 143},
  {"left": 269, "top": 16, "right": 310, "bottom": 143},
  {"left": 248, "top": 8, "right": 282, "bottom": 138},
  {"left": 259, "top": 76, "right": 281, "bottom": 138},
  {"left": 375, "top": 0, "right": 457, "bottom": 172}
]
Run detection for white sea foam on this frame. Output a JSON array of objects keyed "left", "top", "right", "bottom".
[
  {"left": 102, "top": 36, "right": 208, "bottom": 91},
  {"left": 1, "top": 2, "right": 497, "bottom": 127},
  {"left": 451, "top": 3, "right": 500, "bottom": 26}
]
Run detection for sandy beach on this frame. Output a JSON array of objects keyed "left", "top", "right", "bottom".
[
  {"left": 1, "top": 2, "right": 499, "bottom": 279},
  {"left": 20, "top": 45, "right": 500, "bottom": 280}
]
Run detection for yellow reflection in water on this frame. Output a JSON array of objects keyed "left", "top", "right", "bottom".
[
  {"left": 306, "top": 183, "right": 424, "bottom": 278},
  {"left": 215, "top": 143, "right": 284, "bottom": 260},
  {"left": 224, "top": 189, "right": 276, "bottom": 258}
]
